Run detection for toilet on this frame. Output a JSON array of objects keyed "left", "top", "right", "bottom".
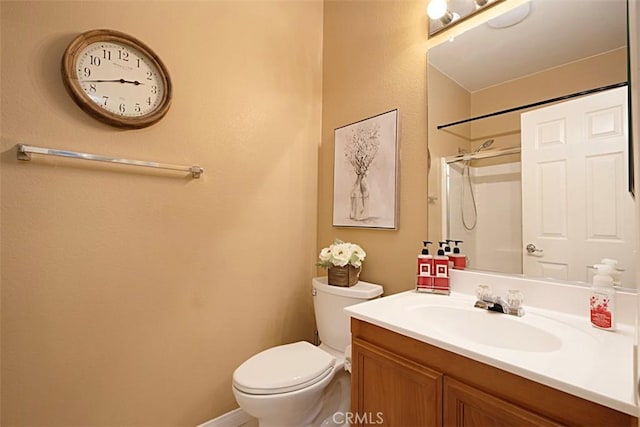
[{"left": 232, "top": 276, "right": 383, "bottom": 427}]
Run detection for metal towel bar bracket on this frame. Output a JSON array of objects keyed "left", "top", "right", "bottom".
[{"left": 17, "top": 144, "right": 204, "bottom": 179}]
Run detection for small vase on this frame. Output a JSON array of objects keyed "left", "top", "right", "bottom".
[
  {"left": 328, "top": 265, "right": 361, "bottom": 287},
  {"left": 349, "top": 174, "right": 370, "bottom": 221}
]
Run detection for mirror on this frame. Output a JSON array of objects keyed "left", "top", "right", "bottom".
[{"left": 427, "top": 0, "right": 633, "bottom": 289}]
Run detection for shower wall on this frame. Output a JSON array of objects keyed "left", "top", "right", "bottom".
[{"left": 446, "top": 160, "right": 522, "bottom": 274}]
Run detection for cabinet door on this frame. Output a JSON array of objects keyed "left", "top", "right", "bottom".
[
  {"left": 352, "top": 339, "right": 442, "bottom": 427},
  {"left": 444, "top": 377, "right": 563, "bottom": 427}
]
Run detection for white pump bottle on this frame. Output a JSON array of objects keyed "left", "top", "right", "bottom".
[{"left": 589, "top": 264, "right": 616, "bottom": 331}]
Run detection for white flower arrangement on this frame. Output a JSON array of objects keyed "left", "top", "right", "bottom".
[{"left": 317, "top": 239, "right": 366, "bottom": 268}]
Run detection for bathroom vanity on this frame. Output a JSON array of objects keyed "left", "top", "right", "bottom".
[{"left": 346, "top": 290, "right": 637, "bottom": 427}]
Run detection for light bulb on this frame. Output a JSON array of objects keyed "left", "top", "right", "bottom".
[{"left": 427, "top": 0, "right": 448, "bottom": 19}]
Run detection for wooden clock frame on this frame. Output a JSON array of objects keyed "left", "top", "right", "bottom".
[{"left": 61, "top": 29, "right": 173, "bottom": 129}]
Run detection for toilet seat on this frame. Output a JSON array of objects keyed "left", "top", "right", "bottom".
[{"left": 233, "top": 341, "right": 335, "bottom": 395}]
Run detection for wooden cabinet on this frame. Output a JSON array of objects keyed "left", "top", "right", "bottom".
[
  {"left": 352, "top": 339, "right": 442, "bottom": 426},
  {"left": 444, "top": 377, "right": 561, "bottom": 427},
  {"left": 351, "top": 318, "right": 636, "bottom": 427}
]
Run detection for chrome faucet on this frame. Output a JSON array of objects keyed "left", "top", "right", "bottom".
[{"left": 474, "top": 286, "right": 524, "bottom": 317}]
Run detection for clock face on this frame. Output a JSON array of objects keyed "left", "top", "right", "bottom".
[
  {"left": 75, "top": 41, "right": 165, "bottom": 118},
  {"left": 61, "top": 29, "right": 172, "bottom": 129}
]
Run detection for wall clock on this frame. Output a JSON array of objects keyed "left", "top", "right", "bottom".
[{"left": 61, "top": 29, "right": 172, "bottom": 129}]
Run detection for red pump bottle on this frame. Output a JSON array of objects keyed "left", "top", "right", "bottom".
[
  {"left": 450, "top": 240, "right": 466, "bottom": 270},
  {"left": 416, "top": 241, "right": 434, "bottom": 292}
]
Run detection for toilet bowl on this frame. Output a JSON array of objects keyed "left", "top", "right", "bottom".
[
  {"left": 233, "top": 342, "right": 349, "bottom": 427},
  {"left": 232, "top": 277, "right": 383, "bottom": 427}
]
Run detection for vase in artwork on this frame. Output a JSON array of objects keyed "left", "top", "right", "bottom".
[
  {"left": 328, "top": 264, "right": 361, "bottom": 287},
  {"left": 349, "top": 174, "right": 370, "bottom": 220}
]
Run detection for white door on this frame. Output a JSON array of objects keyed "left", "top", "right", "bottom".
[
  {"left": 521, "top": 86, "right": 633, "bottom": 285},
  {"left": 630, "top": 0, "right": 640, "bottom": 418}
]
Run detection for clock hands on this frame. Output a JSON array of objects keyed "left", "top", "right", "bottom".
[{"left": 81, "top": 78, "right": 144, "bottom": 85}]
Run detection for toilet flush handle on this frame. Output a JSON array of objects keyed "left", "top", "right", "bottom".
[{"left": 312, "top": 288, "right": 317, "bottom": 296}]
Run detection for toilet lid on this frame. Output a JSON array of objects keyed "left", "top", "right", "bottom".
[{"left": 233, "top": 341, "right": 335, "bottom": 395}]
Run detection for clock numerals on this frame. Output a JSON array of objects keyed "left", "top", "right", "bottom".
[
  {"left": 77, "top": 42, "right": 162, "bottom": 117},
  {"left": 87, "top": 47, "right": 139, "bottom": 67}
]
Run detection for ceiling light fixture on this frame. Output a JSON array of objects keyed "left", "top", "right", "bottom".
[
  {"left": 427, "top": 0, "right": 448, "bottom": 19},
  {"left": 428, "top": 0, "right": 494, "bottom": 36}
]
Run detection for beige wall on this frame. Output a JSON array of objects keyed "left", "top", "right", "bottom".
[
  {"left": 0, "top": 1, "right": 322, "bottom": 426},
  {"left": 319, "top": 0, "right": 430, "bottom": 296}
]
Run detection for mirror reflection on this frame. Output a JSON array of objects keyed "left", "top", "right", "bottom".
[{"left": 427, "top": 0, "right": 633, "bottom": 288}]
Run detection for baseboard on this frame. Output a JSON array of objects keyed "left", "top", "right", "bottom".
[{"left": 196, "top": 407, "right": 254, "bottom": 427}]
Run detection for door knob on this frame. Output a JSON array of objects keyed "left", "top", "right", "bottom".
[{"left": 526, "top": 243, "right": 543, "bottom": 254}]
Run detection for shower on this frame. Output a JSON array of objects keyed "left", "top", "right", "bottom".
[
  {"left": 474, "top": 139, "right": 495, "bottom": 153},
  {"left": 461, "top": 139, "right": 494, "bottom": 230}
]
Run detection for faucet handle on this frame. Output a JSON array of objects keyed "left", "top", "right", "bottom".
[
  {"left": 506, "top": 289, "right": 524, "bottom": 309},
  {"left": 476, "top": 284, "right": 492, "bottom": 300}
]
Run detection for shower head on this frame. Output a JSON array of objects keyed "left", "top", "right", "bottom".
[{"left": 473, "top": 139, "right": 494, "bottom": 153}]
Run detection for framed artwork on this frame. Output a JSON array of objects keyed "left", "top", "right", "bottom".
[{"left": 332, "top": 109, "right": 399, "bottom": 229}]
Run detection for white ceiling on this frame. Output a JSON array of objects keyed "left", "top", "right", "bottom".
[{"left": 428, "top": 0, "right": 628, "bottom": 92}]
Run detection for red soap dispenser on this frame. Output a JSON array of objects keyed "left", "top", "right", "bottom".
[
  {"left": 416, "top": 241, "right": 434, "bottom": 292},
  {"left": 451, "top": 240, "right": 466, "bottom": 270},
  {"left": 444, "top": 240, "right": 454, "bottom": 269},
  {"left": 433, "top": 242, "right": 450, "bottom": 294}
]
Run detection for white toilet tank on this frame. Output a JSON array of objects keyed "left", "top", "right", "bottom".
[{"left": 312, "top": 276, "right": 383, "bottom": 353}]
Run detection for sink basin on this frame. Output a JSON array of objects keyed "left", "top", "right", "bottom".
[{"left": 408, "top": 305, "right": 563, "bottom": 352}]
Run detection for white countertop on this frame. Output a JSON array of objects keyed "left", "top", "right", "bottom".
[{"left": 345, "top": 290, "right": 637, "bottom": 416}]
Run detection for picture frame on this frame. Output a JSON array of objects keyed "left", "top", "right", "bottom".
[{"left": 332, "top": 109, "right": 399, "bottom": 229}]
